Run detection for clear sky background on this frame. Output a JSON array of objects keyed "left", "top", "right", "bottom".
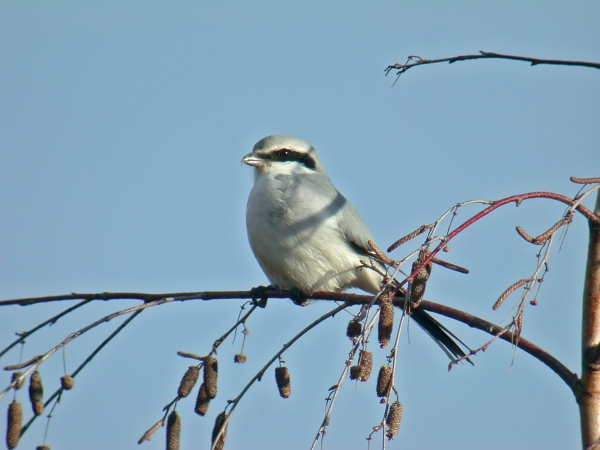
[{"left": 1, "top": 2, "right": 599, "bottom": 449}]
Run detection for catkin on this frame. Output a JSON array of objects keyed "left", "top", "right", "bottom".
[
  {"left": 194, "top": 382, "right": 210, "bottom": 416},
  {"left": 11, "top": 371, "right": 24, "bottom": 390},
  {"left": 378, "top": 294, "right": 394, "bottom": 349},
  {"left": 349, "top": 365, "right": 362, "bottom": 380},
  {"left": 211, "top": 412, "right": 227, "bottom": 450},
  {"left": 166, "top": 410, "right": 180, "bottom": 450},
  {"left": 386, "top": 401, "right": 403, "bottom": 439},
  {"left": 346, "top": 320, "right": 362, "bottom": 340},
  {"left": 29, "top": 370, "right": 44, "bottom": 416},
  {"left": 275, "top": 366, "right": 291, "bottom": 399},
  {"left": 203, "top": 356, "right": 218, "bottom": 399},
  {"left": 60, "top": 375, "right": 74, "bottom": 390},
  {"left": 376, "top": 365, "right": 392, "bottom": 398},
  {"left": 178, "top": 366, "right": 200, "bottom": 398},
  {"left": 6, "top": 401, "right": 22, "bottom": 449},
  {"left": 357, "top": 350, "right": 373, "bottom": 382},
  {"left": 410, "top": 250, "right": 432, "bottom": 307}
]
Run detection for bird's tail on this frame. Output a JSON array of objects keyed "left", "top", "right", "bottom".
[{"left": 409, "top": 308, "right": 473, "bottom": 365}]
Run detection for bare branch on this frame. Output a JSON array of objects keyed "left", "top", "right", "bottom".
[
  {"left": 0, "top": 299, "right": 92, "bottom": 359},
  {"left": 420, "top": 298, "right": 580, "bottom": 394},
  {"left": 579, "top": 190, "right": 600, "bottom": 448},
  {"left": 19, "top": 309, "right": 143, "bottom": 437},
  {"left": 385, "top": 51, "right": 600, "bottom": 79},
  {"left": 0, "top": 288, "right": 580, "bottom": 394}
]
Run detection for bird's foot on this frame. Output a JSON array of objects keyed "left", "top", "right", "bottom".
[
  {"left": 290, "top": 288, "right": 308, "bottom": 306},
  {"left": 250, "top": 285, "right": 272, "bottom": 308}
]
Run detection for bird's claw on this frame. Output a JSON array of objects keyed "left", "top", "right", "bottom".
[
  {"left": 290, "top": 288, "right": 308, "bottom": 306},
  {"left": 250, "top": 285, "right": 271, "bottom": 308}
]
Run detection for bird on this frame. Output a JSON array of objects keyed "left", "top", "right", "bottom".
[{"left": 242, "top": 134, "right": 469, "bottom": 362}]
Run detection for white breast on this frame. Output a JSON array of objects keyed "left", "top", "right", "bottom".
[{"left": 246, "top": 169, "right": 383, "bottom": 294}]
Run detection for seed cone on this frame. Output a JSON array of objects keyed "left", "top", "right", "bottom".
[
  {"left": 386, "top": 401, "right": 403, "bottom": 439},
  {"left": 60, "top": 375, "right": 74, "bottom": 390},
  {"left": 203, "top": 356, "right": 218, "bottom": 399},
  {"left": 194, "top": 382, "right": 210, "bottom": 416},
  {"left": 6, "top": 401, "right": 22, "bottom": 449},
  {"left": 178, "top": 366, "right": 200, "bottom": 398},
  {"left": 166, "top": 410, "right": 180, "bottom": 450},
  {"left": 410, "top": 250, "right": 432, "bottom": 307},
  {"left": 378, "top": 294, "right": 394, "bottom": 349},
  {"left": 376, "top": 365, "right": 392, "bottom": 398},
  {"left": 275, "top": 366, "right": 291, "bottom": 399},
  {"left": 211, "top": 412, "right": 227, "bottom": 450},
  {"left": 11, "top": 371, "right": 24, "bottom": 390},
  {"left": 349, "top": 365, "right": 362, "bottom": 380},
  {"left": 346, "top": 320, "right": 362, "bottom": 340},
  {"left": 357, "top": 350, "right": 373, "bottom": 382},
  {"left": 29, "top": 371, "right": 44, "bottom": 416}
]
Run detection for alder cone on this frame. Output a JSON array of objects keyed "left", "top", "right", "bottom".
[
  {"left": 166, "top": 410, "right": 180, "bottom": 450},
  {"left": 376, "top": 365, "right": 392, "bottom": 398},
  {"left": 204, "top": 357, "right": 218, "bottom": 399},
  {"left": 378, "top": 295, "right": 394, "bottom": 348},
  {"left": 275, "top": 366, "right": 291, "bottom": 398},
  {"left": 212, "top": 412, "right": 227, "bottom": 450},
  {"left": 6, "top": 401, "right": 22, "bottom": 449},
  {"left": 178, "top": 366, "right": 200, "bottom": 398},
  {"left": 194, "top": 382, "right": 210, "bottom": 416},
  {"left": 29, "top": 371, "right": 44, "bottom": 416},
  {"left": 386, "top": 401, "right": 403, "bottom": 439}
]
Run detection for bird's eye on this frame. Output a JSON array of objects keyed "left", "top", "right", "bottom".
[{"left": 277, "top": 149, "right": 292, "bottom": 158}]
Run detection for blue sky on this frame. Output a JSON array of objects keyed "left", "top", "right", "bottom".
[{"left": 1, "top": 2, "right": 599, "bottom": 449}]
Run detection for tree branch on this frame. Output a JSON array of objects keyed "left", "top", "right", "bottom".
[
  {"left": 579, "top": 189, "right": 600, "bottom": 449},
  {"left": 385, "top": 51, "right": 600, "bottom": 78},
  {"left": 1, "top": 289, "right": 579, "bottom": 395}
]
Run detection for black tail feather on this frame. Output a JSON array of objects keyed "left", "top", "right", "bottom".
[{"left": 410, "top": 309, "right": 474, "bottom": 365}]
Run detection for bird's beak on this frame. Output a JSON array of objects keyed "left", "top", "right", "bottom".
[{"left": 242, "top": 152, "right": 263, "bottom": 167}]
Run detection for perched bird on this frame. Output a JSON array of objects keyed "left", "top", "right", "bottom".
[{"left": 242, "top": 135, "right": 469, "bottom": 361}]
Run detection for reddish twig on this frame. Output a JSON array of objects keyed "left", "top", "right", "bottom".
[{"left": 394, "top": 191, "right": 599, "bottom": 289}]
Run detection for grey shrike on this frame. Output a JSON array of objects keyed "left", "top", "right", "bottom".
[{"left": 242, "top": 135, "right": 468, "bottom": 361}]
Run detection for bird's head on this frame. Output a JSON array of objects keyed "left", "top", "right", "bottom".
[{"left": 242, "top": 135, "right": 326, "bottom": 176}]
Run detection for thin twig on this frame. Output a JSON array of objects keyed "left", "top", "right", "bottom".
[
  {"left": 212, "top": 302, "right": 350, "bottom": 450},
  {"left": 310, "top": 312, "right": 380, "bottom": 450},
  {"left": 1, "top": 298, "right": 172, "bottom": 400},
  {"left": 0, "top": 299, "right": 93, "bottom": 359},
  {"left": 19, "top": 309, "right": 144, "bottom": 436},
  {"left": 209, "top": 303, "right": 259, "bottom": 355}
]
